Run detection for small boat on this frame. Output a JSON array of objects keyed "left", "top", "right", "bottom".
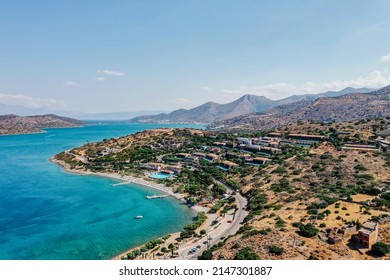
[{"left": 135, "top": 216, "right": 143, "bottom": 219}]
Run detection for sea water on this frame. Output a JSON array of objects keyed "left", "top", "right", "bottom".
[{"left": 0, "top": 123, "right": 201, "bottom": 259}]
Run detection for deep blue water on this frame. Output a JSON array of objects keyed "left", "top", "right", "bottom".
[{"left": 0, "top": 123, "right": 202, "bottom": 259}]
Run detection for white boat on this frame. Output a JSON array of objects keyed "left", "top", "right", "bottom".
[{"left": 135, "top": 216, "right": 143, "bottom": 219}]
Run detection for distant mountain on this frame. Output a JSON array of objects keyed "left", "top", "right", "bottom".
[
  {"left": 129, "top": 87, "right": 372, "bottom": 124},
  {"left": 75, "top": 110, "right": 168, "bottom": 121},
  {"left": 0, "top": 114, "right": 83, "bottom": 135},
  {"left": 209, "top": 85, "right": 390, "bottom": 130},
  {"left": 0, "top": 103, "right": 166, "bottom": 121},
  {"left": 0, "top": 103, "right": 49, "bottom": 116},
  {"left": 277, "top": 87, "right": 372, "bottom": 105}
]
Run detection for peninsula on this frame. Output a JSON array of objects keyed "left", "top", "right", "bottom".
[
  {"left": 52, "top": 118, "right": 390, "bottom": 260},
  {"left": 0, "top": 114, "right": 83, "bottom": 135}
]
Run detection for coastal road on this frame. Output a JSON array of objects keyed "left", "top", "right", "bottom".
[{"left": 175, "top": 188, "right": 248, "bottom": 260}]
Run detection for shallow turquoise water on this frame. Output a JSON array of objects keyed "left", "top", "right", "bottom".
[{"left": 0, "top": 123, "right": 202, "bottom": 259}]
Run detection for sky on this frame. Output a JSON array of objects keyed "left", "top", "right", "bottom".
[{"left": 1, "top": 0, "right": 390, "bottom": 114}]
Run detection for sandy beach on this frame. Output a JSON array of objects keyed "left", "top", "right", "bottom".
[{"left": 49, "top": 157, "right": 185, "bottom": 201}]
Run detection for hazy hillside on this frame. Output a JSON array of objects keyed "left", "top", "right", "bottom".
[
  {"left": 209, "top": 86, "right": 390, "bottom": 130},
  {"left": 129, "top": 87, "right": 372, "bottom": 124}
]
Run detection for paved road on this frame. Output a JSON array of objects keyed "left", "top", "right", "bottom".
[{"left": 175, "top": 180, "right": 248, "bottom": 260}]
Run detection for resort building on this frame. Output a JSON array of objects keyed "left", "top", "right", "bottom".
[
  {"left": 259, "top": 146, "right": 282, "bottom": 156},
  {"left": 184, "top": 156, "right": 198, "bottom": 163},
  {"left": 226, "top": 152, "right": 238, "bottom": 160},
  {"left": 192, "top": 152, "right": 206, "bottom": 158},
  {"left": 165, "top": 165, "right": 182, "bottom": 174},
  {"left": 245, "top": 157, "right": 271, "bottom": 166},
  {"left": 377, "top": 126, "right": 390, "bottom": 137},
  {"left": 243, "top": 144, "right": 283, "bottom": 155},
  {"left": 240, "top": 153, "right": 252, "bottom": 161},
  {"left": 280, "top": 140, "right": 294, "bottom": 146},
  {"left": 159, "top": 169, "right": 175, "bottom": 175},
  {"left": 139, "top": 162, "right": 165, "bottom": 171},
  {"left": 210, "top": 147, "right": 222, "bottom": 154},
  {"left": 287, "top": 134, "right": 327, "bottom": 143},
  {"left": 219, "top": 160, "right": 239, "bottom": 171},
  {"left": 185, "top": 129, "right": 205, "bottom": 136},
  {"left": 223, "top": 141, "right": 236, "bottom": 149},
  {"left": 213, "top": 141, "right": 227, "bottom": 147},
  {"left": 341, "top": 143, "right": 379, "bottom": 152},
  {"left": 268, "top": 132, "right": 282, "bottom": 138},
  {"left": 237, "top": 137, "right": 252, "bottom": 145},
  {"left": 356, "top": 220, "right": 379, "bottom": 248},
  {"left": 176, "top": 153, "right": 191, "bottom": 159},
  {"left": 204, "top": 153, "right": 220, "bottom": 163}
]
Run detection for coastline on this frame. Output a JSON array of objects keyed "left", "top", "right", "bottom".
[
  {"left": 49, "top": 156, "right": 210, "bottom": 260},
  {"left": 49, "top": 157, "right": 186, "bottom": 201},
  {"left": 0, "top": 125, "right": 84, "bottom": 137}
]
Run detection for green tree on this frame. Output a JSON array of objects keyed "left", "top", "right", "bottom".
[
  {"left": 268, "top": 245, "right": 284, "bottom": 255},
  {"left": 168, "top": 243, "right": 175, "bottom": 256},
  {"left": 234, "top": 247, "right": 260, "bottom": 260},
  {"left": 371, "top": 242, "right": 390, "bottom": 257},
  {"left": 198, "top": 249, "right": 213, "bottom": 260},
  {"left": 298, "top": 223, "right": 319, "bottom": 238}
]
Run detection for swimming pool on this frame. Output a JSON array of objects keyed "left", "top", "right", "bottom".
[{"left": 147, "top": 172, "right": 173, "bottom": 179}]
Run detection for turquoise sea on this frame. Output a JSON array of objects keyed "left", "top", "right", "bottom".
[{"left": 0, "top": 123, "right": 202, "bottom": 260}]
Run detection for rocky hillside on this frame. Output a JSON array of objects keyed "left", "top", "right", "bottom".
[
  {"left": 0, "top": 114, "right": 83, "bottom": 135},
  {"left": 130, "top": 88, "right": 371, "bottom": 124},
  {"left": 210, "top": 86, "right": 390, "bottom": 130}
]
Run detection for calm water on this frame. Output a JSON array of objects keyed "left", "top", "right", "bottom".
[{"left": 0, "top": 123, "right": 201, "bottom": 259}]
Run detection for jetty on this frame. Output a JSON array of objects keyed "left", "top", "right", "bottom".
[
  {"left": 112, "top": 182, "right": 132, "bottom": 186},
  {"left": 145, "top": 194, "right": 169, "bottom": 199}
]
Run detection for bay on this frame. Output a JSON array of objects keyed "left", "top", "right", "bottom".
[{"left": 0, "top": 123, "right": 202, "bottom": 259}]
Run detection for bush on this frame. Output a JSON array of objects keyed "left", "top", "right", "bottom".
[
  {"left": 292, "top": 222, "right": 302, "bottom": 228},
  {"left": 273, "top": 166, "right": 287, "bottom": 174},
  {"left": 299, "top": 223, "right": 319, "bottom": 238},
  {"left": 198, "top": 249, "right": 213, "bottom": 260},
  {"left": 268, "top": 245, "right": 284, "bottom": 255},
  {"left": 234, "top": 247, "right": 260, "bottom": 260},
  {"left": 371, "top": 242, "right": 390, "bottom": 257}
]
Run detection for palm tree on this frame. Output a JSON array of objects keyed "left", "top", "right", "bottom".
[{"left": 168, "top": 243, "right": 175, "bottom": 256}]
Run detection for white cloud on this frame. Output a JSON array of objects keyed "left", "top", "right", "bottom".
[
  {"left": 95, "top": 77, "right": 107, "bottom": 82},
  {"left": 380, "top": 54, "right": 390, "bottom": 62},
  {"left": 63, "top": 81, "right": 80, "bottom": 88},
  {"left": 0, "top": 92, "right": 69, "bottom": 109},
  {"left": 172, "top": 98, "right": 193, "bottom": 105},
  {"left": 201, "top": 86, "right": 211, "bottom": 91},
  {"left": 98, "top": 69, "right": 125, "bottom": 76},
  {"left": 221, "top": 70, "right": 390, "bottom": 100}
]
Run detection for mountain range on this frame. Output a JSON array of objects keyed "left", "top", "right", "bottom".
[
  {"left": 209, "top": 85, "right": 390, "bottom": 130},
  {"left": 0, "top": 104, "right": 166, "bottom": 121},
  {"left": 129, "top": 87, "right": 372, "bottom": 124},
  {"left": 0, "top": 114, "right": 83, "bottom": 135}
]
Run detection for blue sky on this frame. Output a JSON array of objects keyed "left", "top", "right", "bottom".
[{"left": 1, "top": 0, "right": 390, "bottom": 113}]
